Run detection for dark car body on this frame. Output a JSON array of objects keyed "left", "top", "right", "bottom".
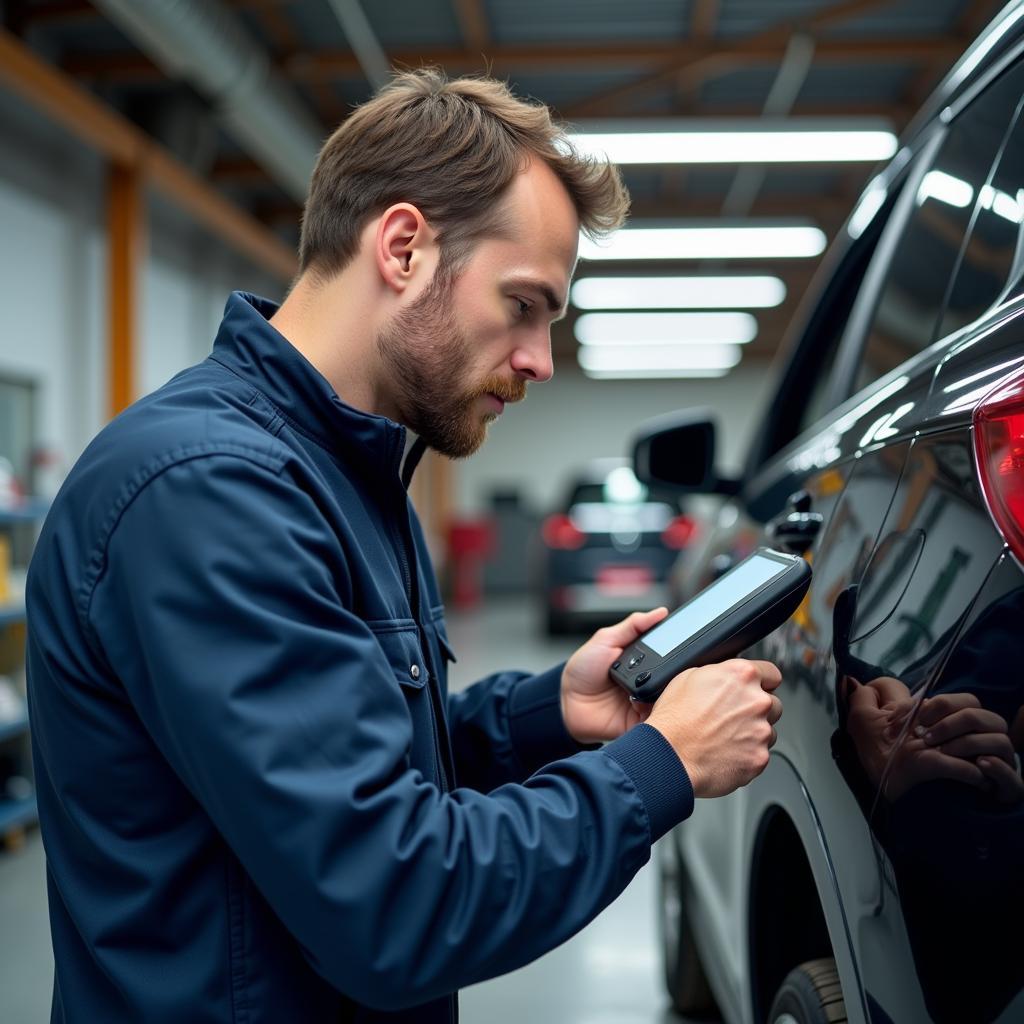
[
  {"left": 538, "top": 458, "right": 695, "bottom": 634},
  {"left": 648, "top": 6, "right": 1024, "bottom": 1023}
]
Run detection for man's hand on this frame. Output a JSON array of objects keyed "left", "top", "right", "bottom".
[
  {"left": 646, "top": 659, "right": 782, "bottom": 798},
  {"left": 847, "top": 679, "right": 1023, "bottom": 803},
  {"left": 560, "top": 607, "right": 669, "bottom": 744}
]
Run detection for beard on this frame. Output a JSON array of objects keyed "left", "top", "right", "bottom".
[{"left": 375, "top": 268, "right": 527, "bottom": 458}]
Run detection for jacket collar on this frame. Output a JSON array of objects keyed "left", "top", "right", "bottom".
[{"left": 210, "top": 291, "right": 426, "bottom": 487}]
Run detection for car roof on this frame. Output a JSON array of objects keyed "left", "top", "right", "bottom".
[{"left": 903, "top": 0, "right": 1024, "bottom": 146}]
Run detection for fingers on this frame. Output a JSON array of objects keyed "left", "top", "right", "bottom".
[
  {"left": 867, "top": 676, "right": 912, "bottom": 705},
  {"left": 599, "top": 607, "right": 668, "bottom": 648},
  {"left": 978, "top": 756, "right": 1024, "bottom": 803},
  {"left": 915, "top": 692, "right": 981, "bottom": 728},
  {"left": 849, "top": 682, "right": 883, "bottom": 713},
  {"left": 767, "top": 694, "right": 783, "bottom": 726},
  {"left": 909, "top": 748, "right": 988, "bottom": 790},
  {"left": 916, "top": 706, "right": 1007, "bottom": 746},
  {"left": 934, "top": 732, "right": 1016, "bottom": 769},
  {"left": 745, "top": 660, "right": 782, "bottom": 691}
]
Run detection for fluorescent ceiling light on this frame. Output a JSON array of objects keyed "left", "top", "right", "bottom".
[
  {"left": 571, "top": 275, "right": 786, "bottom": 309},
  {"left": 917, "top": 170, "right": 973, "bottom": 208},
  {"left": 575, "top": 311, "right": 757, "bottom": 346},
  {"left": 568, "top": 122, "right": 897, "bottom": 165},
  {"left": 578, "top": 343, "right": 742, "bottom": 374},
  {"left": 584, "top": 368, "right": 732, "bottom": 379},
  {"left": 579, "top": 224, "right": 827, "bottom": 261},
  {"left": 979, "top": 184, "right": 1024, "bottom": 223}
]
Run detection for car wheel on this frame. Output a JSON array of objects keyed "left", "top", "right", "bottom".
[
  {"left": 657, "top": 839, "right": 716, "bottom": 1017},
  {"left": 767, "top": 958, "right": 847, "bottom": 1024}
]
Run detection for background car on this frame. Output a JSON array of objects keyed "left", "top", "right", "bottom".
[
  {"left": 635, "top": 5, "right": 1024, "bottom": 1023},
  {"left": 537, "top": 458, "right": 696, "bottom": 634}
]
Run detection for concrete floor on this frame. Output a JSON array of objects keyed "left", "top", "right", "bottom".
[{"left": 0, "top": 596, "right": 698, "bottom": 1023}]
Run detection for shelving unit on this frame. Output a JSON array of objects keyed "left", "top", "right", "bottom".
[
  {"left": 0, "top": 795, "right": 37, "bottom": 836},
  {"left": 0, "top": 505, "right": 45, "bottom": 849}
]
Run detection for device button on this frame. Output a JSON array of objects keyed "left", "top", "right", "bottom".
[
  {"left": 627, "top": 652, "right": 645, "bottom": 669},
  {"left": 634, "top": 671, "right": 651, "bottom": 686},
  {"left": 611, "top": 661, "right": 621, "bottom": 671}
]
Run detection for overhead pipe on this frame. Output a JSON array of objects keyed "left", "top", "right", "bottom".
[
  {"left": 90, "top": 0, "right": 326, "bottom": 202},
  {"left": 324, "top": 0, "right": 391, "bottom": 90}
]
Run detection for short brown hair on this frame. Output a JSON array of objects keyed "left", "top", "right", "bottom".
[{"left": 298, "top": 68, "right": 629, "bottom": 278}]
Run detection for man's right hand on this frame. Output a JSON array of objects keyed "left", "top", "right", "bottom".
[{"left": 646, "top": 659, "right": 783, "bottom": 798}]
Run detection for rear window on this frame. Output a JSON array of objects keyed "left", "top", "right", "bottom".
[
  {"left": 855, "top": 61, "right": 1024, "bottom": 392},
  {"left": 937, "top": 88, "right": 1024, "bottom": 338}
]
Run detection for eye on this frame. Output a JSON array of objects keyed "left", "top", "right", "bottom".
[{"left": 512, "top": 297, "right": 532, "bottom": 319}]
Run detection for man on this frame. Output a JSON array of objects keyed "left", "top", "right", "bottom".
[{"left": 26, "top": 70, "right": 782, "bottom": 1023}]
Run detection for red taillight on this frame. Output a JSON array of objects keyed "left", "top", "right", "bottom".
[
  {"left": 661, "top": 514, "right": 697, "bottom": 550},
  {"left": 974, "top": 370, "right": 1024, "bottom": 561},
  {"left": 542, "top": 514, "right": 587, "bottom": 550}
]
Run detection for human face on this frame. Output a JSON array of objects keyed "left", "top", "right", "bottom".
[
  {"left": 377, "top": 159, "right": 579, "bottom": 458},
  {"left": 376, "top": 268, "right": 526, "bottom": 458}
]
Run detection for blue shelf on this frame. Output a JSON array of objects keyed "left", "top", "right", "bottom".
[
  {"left": 0, "top": 796, "right": 36, "bottom": 835},
  {"left": 0, "top": 500, "right": 49, "bottom": 526},
  {"left": 0, "top": 716, "right": 29, "bottom": 744}
]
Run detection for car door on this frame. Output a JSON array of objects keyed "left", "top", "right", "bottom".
[
  {"left": 668, "top": 127, "right": 923, "bottom": 1020},
  {"left": 838, "top": 63, "right": 1024, "bottom": 1024},
  {"left": 675, "top": 51, "right": 1024, "bottom": 1024},
  {"left": 790, "top": 55, "right": 1024, "bottom": 1024}
]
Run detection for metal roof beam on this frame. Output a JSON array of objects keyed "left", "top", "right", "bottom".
[
  {"left": 0, "top": 27, "right": 297, "bottom": 280},
  {"left": 453, "top": 0, "right": 490, "bottom": 52},
  {"left": 564, "top": 0, "right": 902, "bottom": 116},
  {"left": 60, "top": 37, "right": 963, "bottom": 84},
  {"left": 284, "top": 37, "right": 962, "bottom": 80}
]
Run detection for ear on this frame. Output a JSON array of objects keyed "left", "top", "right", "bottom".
[{"left": 374, "top": 203, "right": 437, "bottom": 295}]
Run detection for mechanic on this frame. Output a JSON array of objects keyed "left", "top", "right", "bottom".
[{"left": 26, "top": 70, "right": 783, "bottom": 1023}]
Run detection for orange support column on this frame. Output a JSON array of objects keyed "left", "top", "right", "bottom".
[{"left": 107, "top": 161, "right": 145, "bottom": 419}]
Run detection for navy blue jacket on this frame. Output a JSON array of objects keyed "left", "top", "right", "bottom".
[{"left": 26, "top": 292, "right": 694, "bottom": 1023}]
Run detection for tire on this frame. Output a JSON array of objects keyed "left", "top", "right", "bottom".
[
  {"left": 768, "top": 958, "right": 847, "bottom": 1024},
  {"left": 657, "top": 839, "right": 717, "bottom": 1017}
]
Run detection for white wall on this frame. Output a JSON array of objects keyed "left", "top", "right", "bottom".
[
  {"left": 0, "top": 93, "right": 286, "bottom": 486},
  {"left": 454, "top": 359, "right": 777, "bottom": 515}
]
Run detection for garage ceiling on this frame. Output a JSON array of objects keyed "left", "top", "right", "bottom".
[{"left": 1, "top": 0, "right": 1009, "bottom": 362}]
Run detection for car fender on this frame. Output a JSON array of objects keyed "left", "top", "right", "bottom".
[{"left": 674, "top": 752, "right": 871, "bottom": 1024}]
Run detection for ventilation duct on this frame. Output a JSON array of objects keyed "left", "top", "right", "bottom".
[{"left": 91, "top": 0, "right": 324, "bottom": 202}]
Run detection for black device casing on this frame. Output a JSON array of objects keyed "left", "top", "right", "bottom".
[{"left": 610, "top": 548, "right": 811, "bottom": 703}]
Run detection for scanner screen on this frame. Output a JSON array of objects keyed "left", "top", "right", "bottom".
[{"left": 644, "top": 554, "right": 787, "bottom": 657}]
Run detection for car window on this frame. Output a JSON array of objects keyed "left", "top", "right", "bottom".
[
  {"left": 854, "top": 62, "right": 1024, "bottom": 393},
  {"left": 791, "top": 238, "right": 875, "bottom": 440},
  {"left": 748, "top": 177, "right": 901, "bottom": 471},
  {"left": 937, "top": 89, "right": 1024, "bottom": 339}
]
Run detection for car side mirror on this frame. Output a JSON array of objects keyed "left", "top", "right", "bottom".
[{"left": 631, "top": 410, "right": 740, "bottom": 496}]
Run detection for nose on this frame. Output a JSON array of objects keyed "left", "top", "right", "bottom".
[{"left": 510, "top": 327, "right": 554, "bottom": 383}]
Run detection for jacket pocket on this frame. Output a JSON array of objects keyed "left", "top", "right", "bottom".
[
  {"left": 370, "top": 623, "right": 429, "bottom": 689},
  {"left": 370, "top": 624, "right": 440, "bottom": 782}
]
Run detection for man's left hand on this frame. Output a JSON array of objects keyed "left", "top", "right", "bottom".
[{"left": 561, "top": 607, "right": 669, "bottom": 744}]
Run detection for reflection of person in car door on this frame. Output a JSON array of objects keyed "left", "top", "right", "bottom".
[
  {"left": 833, "top": 587, "right": 1024, "bottom": 1024},
  {"left": 842, "top": 676, "right": 1021, "bottom": 803}
]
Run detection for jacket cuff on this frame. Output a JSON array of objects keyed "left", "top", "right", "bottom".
[
  {"left": 601, "top": 724, "right": 694, "bottom": 842},
  {"left": 508, "top": 663, "right": 593, "bottom": 776}
]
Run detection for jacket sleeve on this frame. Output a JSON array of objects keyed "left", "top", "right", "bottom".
[
  {"left": 88, "top": 454, "right": 694, "bottom": 1012},
  {"left": 447, "top": 665, "right": 598, "bottom": 792}
]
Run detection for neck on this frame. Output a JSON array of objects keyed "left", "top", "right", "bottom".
[{"left": 269, "top": 267, "right": 395, "bottom": 418}]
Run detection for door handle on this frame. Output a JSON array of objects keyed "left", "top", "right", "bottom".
[{"left": 767, "top": 490, "right": 823, "bottom": 555}]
